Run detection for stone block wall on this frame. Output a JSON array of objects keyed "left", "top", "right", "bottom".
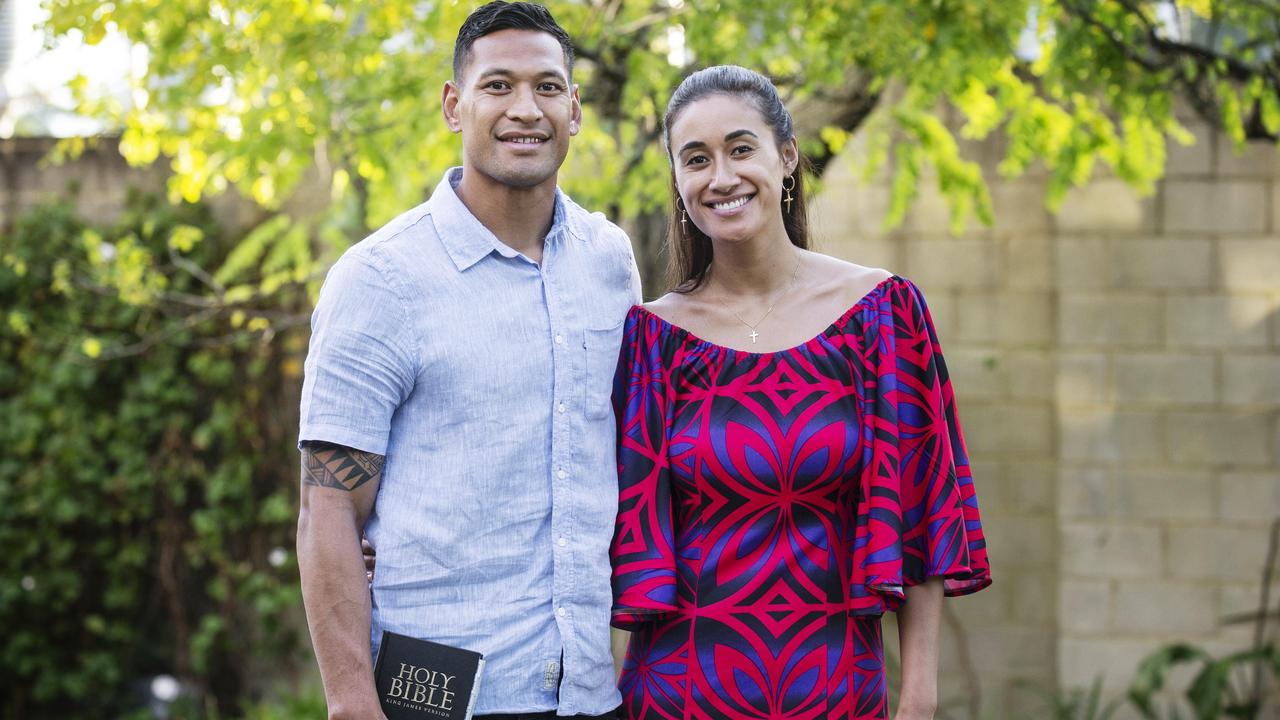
[
  {"left": 1053, "top": 125, "right": 1279, "bottom": 706},
  {"left": 814, "top": 121, "right": 1280, "bottom": 718}
]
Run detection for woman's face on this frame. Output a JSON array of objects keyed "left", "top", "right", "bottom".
[{"left": 668, "top": 94, "right": 798, "bottom": 246}]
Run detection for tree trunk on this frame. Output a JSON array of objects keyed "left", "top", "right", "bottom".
[{"left": 619, "top": 207, "right": 670, "bottom": 300}]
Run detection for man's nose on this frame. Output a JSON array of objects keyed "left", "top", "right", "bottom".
[{"left": 506, "top": 85, "right": 544, "bottom": 122}]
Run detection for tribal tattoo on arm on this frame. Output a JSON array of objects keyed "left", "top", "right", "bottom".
[{"left": 301, "top": 441, "right": 385, "bottom": 491}]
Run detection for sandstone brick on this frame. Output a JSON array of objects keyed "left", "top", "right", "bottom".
[
  {"left": 1113, "top": 354, "right": 1217, "bottom": 405},
  {"left": 1219, "top": 239, "right": 1280, "bottom": 291},
  {"left": 993, "top": 181, "right": 1052, "bottom": 235},
  {"left": 1166, "top": 526, "right": 1272, "bottom": 581},
  {"left": 1222, "top": 355, "right": 1280, "bottom": 405},
  {"left": 1056, "top": 239, "right": 1109, "bottom": 290},
  {"left": 1163, "top": 180, "right": 1268, "bottom": 234},
  {"left": 1215, "top": 141, "right": 1277, "bottom": 178},
  {"left": 905, "top": 239, "right": 1003, "bottom": 289},
  {"left": 1062, "top": 295, "right": 1164, "bottom": 348},
  {"left": 1059, "top": 579, "right": 1111, "bottom": 634},
  {"left": 1217, "top": 471, "right": 1280, "bottom": 522},
  {"left": 812, "top": 182, "right": 892, "bottom": 241},
  {"left": 1117, "top": 469, "right": 1215, "bottom": 522},
  {"left": 1059, "top": 637, "right": 1163, "bottom": 690},
  {"left": 1110, "top": 240, "right": 1213, "bottom": 289},
  {"left": 969, "top": 459, "right": 1010, "bottom": 514},
  {"left": 1164, "top": 131, "right": 1214, "bottom": 177},
  {"left": 1059, "top": 466, "right": 1112, "bottom": 519},
  {"left": 1004, "top": 234, "right": 1053, "bottom": 290},
  {"left": 1060, "top": 410, "right": 1164, "bottom": 463},
  {"left": 923, "top": 288, "right": 959, "bottom": 343},
  {"left": 948, "top": 349, "right": 1008, "bottom": 401},
  {"left": 1056, "top": 353, "right": 1111, "bottom": 406},
  {"left": 952, "top": 292, "right": 1053, "bottom": 346},
  {"left": 1010, "top": 572, "right": 1057, "bottom": 626},
  {"left": 1111, "top": 580, "right": 1218, "bottom": 635},
  {"left": 1166, "top": 295, "right": 1272, "bottom": 349},
  {"left": 1057, "top": 179, "right": 1154, "bottom": 234},
  {"left": 817, "top": 151, "right": 866, "bottom": 185},
  {"left": 17, "top": 155, "right": 87, "bottom": 195},
  {"left": 946, "top": 577, "right": 1009, "bottom": 625},
  {"left": 1166, "top": 411, "right": 1274, "bottom": 466},
  {"left": 1012, "top": 461, "right": 1057, "bottom": 515},
  {"left": 967, "top": 625, "right": 1057, "bottom": 676},
  {"left": 1061, "top": 523, "right": 1163, "bottom": 579},
  {"left": 962, "top": 402, "right": 1055, "bottom": 458},
  {"left": 983, "top": 515, "right": 1056, "bottom": 571},
  {"left": 1006, "top": 350, "right": 1054, "bottom": 402},
  {"left": 898, "top": 180, "right": 953, "bottom": 235},
  {"left": 1272, "top": 182, "right": 1280, "bottom": 234},
  {"left": 1218, "top": 582, "right": 1280, "bottom": 621}
]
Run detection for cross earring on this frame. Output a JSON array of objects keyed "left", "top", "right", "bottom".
[
  {"left": 782, "top": 174, "right": 796, "bottom": 213},
  {"left": 678, "top": 199, "right": 688, "bottom": 231}
]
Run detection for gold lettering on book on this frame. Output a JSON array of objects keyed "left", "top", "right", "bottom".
[{"left": 387, "top": 663, "right": 457, "bottom": 711}]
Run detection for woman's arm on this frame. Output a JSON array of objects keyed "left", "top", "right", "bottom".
[{"left": 894, "top": 578, "right": 945, "bottom": 720}]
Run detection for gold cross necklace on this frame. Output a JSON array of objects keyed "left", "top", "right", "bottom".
[{"left": 727, "top": 252, "right": 803, "bottom": 344}]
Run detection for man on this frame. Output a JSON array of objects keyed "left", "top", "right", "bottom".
[{"left": 295, "top": 3, "right": 639, "bottom": 718}]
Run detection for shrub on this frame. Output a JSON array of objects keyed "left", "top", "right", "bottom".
[{"left": 0, "top": 193, "right": 306, "bottom": 717}]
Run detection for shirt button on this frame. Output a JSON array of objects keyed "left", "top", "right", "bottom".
[
  {"left": 557, "top": 403, "right": 566, "bottom": 414},
  {"left": 556, "top": 607, "right": 567, "bottom": 618},
  {"left": 557, "top": 469, "right": 567, "bottom": 480},
  {"left": 557, "top": 536, "right": 568, "bottom": 547},
  {"left": 554, "top": 334, "right": 564, "bottom": 345}
]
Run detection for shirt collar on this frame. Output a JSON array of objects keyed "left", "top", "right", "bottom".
[{"left": 428, "top": 167, "right": 575, "bottom": 272}]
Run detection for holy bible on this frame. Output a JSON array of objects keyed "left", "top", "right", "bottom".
[{"left": 373, "top": 631, "right": 485, "bottom": 720}]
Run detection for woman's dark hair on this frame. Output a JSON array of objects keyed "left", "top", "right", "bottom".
[
  {"left": 453, "top": 1, "right": 574, "bottom": 81},
  {"left": 661, "top": 65, "right": 810, "bottom": 293}
]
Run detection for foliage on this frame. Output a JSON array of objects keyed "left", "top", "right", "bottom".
[
  {"left": 1127, "top": 643, "right": 1280, "bottom": 720},
  {"left": 0, "top": 194, "right": 306, "bottom": 717},
  {"left": 43, "top": 0, "right": 1280, "bottom": 291},
  {"left": 1014, "top": 677, "right": 1125, "bottom": 720}
]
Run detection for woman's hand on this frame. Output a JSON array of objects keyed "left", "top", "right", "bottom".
[
  {"left": 361, "top": 536, "right": 375, "bottom": 585},
  {"left": 891, "top": 704, "right": 937, "bottom": 720}
]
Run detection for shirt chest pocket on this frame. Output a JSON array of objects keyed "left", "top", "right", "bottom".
[{"left": 582, "top": 318, "right": 625, "bottom": 421}]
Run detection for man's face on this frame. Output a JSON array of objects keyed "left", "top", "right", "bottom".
[{"left": 443, "top": 29, "right": 581, "bottom": 192}]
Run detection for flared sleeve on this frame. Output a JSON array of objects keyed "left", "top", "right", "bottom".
[
  {"left": 610, "top": 308, "right": 678, "bottom": 629},
  {"left": 850, "top": 278, "right": 991, "bottom": 615}
]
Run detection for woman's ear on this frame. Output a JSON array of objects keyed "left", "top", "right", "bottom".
[{"left": 781, "top": 137, "right": 799, "bottom": 176}]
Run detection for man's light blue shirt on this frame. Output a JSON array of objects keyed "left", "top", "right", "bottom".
[{"left": 299, "top": 168, "right": 639, "bottom": 715}]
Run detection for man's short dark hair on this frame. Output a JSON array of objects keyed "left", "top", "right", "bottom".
[{"left": 453, "top": 1, "right": 575, "bottom": 81}]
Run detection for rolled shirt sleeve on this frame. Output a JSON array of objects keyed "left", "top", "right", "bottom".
[{"left": 298, "top": 250, "right": 418, "bottom": 455}]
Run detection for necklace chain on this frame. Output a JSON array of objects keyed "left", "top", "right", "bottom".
[{"left": 727, "top": 252, "right": 803, "bottom": 343}]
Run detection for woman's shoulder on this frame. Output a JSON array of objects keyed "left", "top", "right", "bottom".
[
  {"left": 804, "top": 253, "right": 896, "bottom": 308},
  {"left": 638, "top": 290, "right": 708, "bottom": 332}
]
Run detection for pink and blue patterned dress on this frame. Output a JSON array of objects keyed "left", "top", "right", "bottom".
[{"left": 609, "top": 276, "right": 992, "bottom": 719}]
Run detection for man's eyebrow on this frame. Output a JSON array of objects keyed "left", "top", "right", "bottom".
[{"left": 475, "top": 68, "right": 568, "bottom": 83}]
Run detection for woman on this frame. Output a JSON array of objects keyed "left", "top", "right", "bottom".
[{"left": 608, "top": 65, "right": 991, "bottom": 719}]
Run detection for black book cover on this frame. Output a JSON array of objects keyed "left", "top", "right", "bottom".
[{"left": 373, "top": 631, "right": 485, "bottom": 720}]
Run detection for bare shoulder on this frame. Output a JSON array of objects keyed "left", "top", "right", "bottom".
[
  {"left": 803, "top": 252, "right": 894, "bottom": 306},
  {"left": 641, "top": 291, "right": 703, "bottom": 330}
]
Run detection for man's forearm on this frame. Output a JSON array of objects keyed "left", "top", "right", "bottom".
[{"left": 297, "top": 443, "right": 385, "bottom": 720}]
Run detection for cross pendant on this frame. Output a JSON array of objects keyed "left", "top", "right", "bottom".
[{"left": 749, "top": 329, "right": 759, "bottom": 343}]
